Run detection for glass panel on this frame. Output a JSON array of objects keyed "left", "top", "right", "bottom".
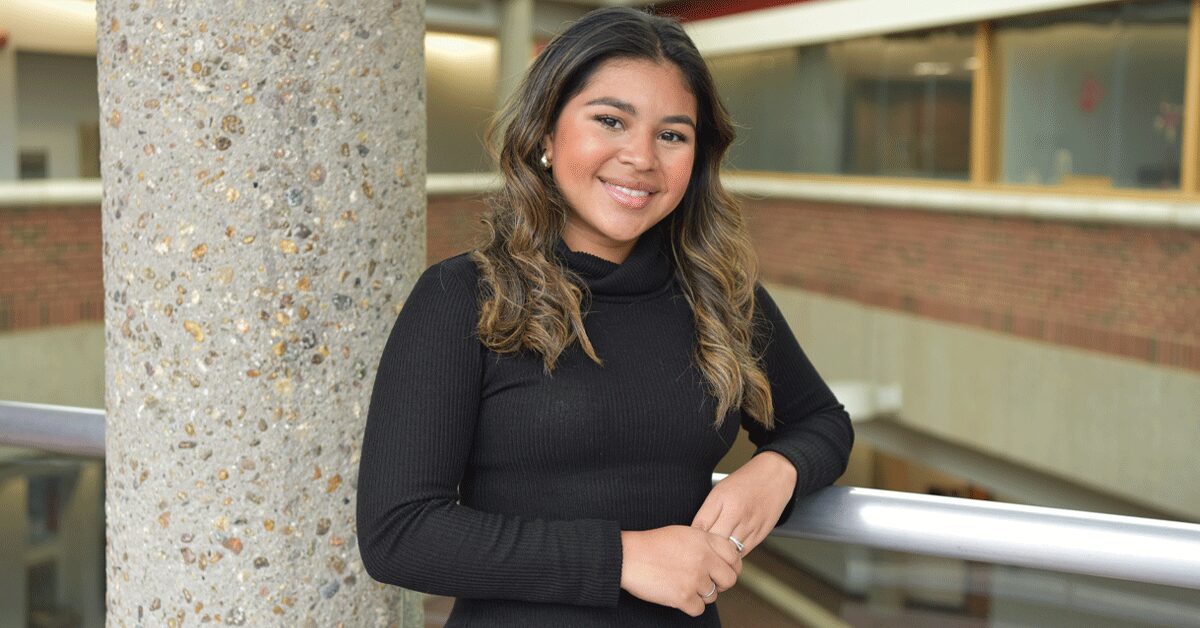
[
  {"left": 755, "top": 536, "right": 1200, "bottom": 627},
  {"left": 0, "top": 447, "right": 105, "bottom": 627},
  {"left": 422, "top": 534, "right": 1200, "bottom": 627},
  {"left": 709, "top": 27, "right": 975, "bottom": 179},
  {"left": 27, "top": 474, "right": 64, "bottom": 544},
  {"left": 995, "top": 0, "right": 1190, "bottom": 190},
  {"left": 832, "top": 29, "right": 975, "bottom": 179},
  {"left": 14, "top": 52, "right": 101, "bottom": 182}
]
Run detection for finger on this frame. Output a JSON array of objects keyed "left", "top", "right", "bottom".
[
  {"left": 706, "top": 530, "right": 739, "bottom": 567},
  {"left": 710, "top": 535, "right": 743, "bottom": 577},
  {"left": 712, "top": 562, "right": 738, "bottom": 592},
  {"left": 746, "top": 521, "right": 775, "bottom": 555},
  {"left": 695, "top": 579, "right": 719, "bottom": 608},
  {"left": 706, "top": 505, "right": 740, "bottom": 540},
  {"left": 691, "top": 499, "right": 722, "bottom": 531},
  {"left": 700, "top": 578, "right": 720, "bottom": 602},
  {"left": 726, "top": 521, "right": 754, "bottom": 556}
]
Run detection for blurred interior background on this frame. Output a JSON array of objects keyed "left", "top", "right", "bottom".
[{"left": 1, "top": 0, "right": 1198, "bottom": 626}]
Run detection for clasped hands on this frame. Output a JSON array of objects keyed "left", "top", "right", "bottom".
[{"left": 618, "top": 451, "right": 798, "bottom": 617}]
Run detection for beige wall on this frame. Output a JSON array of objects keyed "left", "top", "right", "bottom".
[
  {"left": 768, "top": 283, "right": 1200, "bottom": 521},
  {"left": 5, "top": 293, "right": 1197, "bottom": 521},
  {"left": 426, "top": 32, "right": 498, "bottom": 174},
  {"left": 0, "top": 323, "right": 104, "bottom": 407}
]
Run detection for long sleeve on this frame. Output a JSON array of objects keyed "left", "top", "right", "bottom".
[
  {"left": 741, "top": 282, "right": 855, "bottom": 525},
  {"left": 355, "top": 259, "right": 624, "bottom": 607}
]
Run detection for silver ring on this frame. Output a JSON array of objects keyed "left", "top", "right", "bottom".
[
  {"left": 701, "top": 581, "right": 717, "bottom": 598},
  {"left": 728, "top": 535, "right": 745, "bottom": 553}
]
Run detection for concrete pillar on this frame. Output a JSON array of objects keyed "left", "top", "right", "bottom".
[
  {"left": 96, "top": 0, "right": 426, "bottom": 624},
  {"left": 497, "top": 0, "right": 534, "bottom": 107},
  {"left": 0, "top": 35, "right": 18, "bottom": 180}
]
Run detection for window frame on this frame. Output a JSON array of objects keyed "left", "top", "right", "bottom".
[{"left": 706, "top": 0, "right": 1200, "bottom": 201}]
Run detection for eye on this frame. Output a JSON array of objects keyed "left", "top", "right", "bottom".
[
  {"left": 660, "top": 130, "right": 689, "bottom": 144},
  {"left": 594, "top": 115, "right": 623, "bottom": 130}
]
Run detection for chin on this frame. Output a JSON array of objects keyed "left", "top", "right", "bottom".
[{"left": 599, "top": 223, "right": 652, "bottom": 245}]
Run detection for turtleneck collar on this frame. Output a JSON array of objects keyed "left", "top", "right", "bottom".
[{"left": 552, "top": 222, "right": 675, "bottom": 302}]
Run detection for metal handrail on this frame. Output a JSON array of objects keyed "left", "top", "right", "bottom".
[
  {"left": 3, "top": 400, "right": 1198, "bottom": 590},
  {"left": 712, "top": 475, "right": 1200, "bottom": 591},
  {"left": 0, "top": 400, "right": 105, "bottom": 457}
]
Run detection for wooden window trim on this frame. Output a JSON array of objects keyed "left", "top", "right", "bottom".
[
  {"left": 1183, "top": 0, "right": 1200, "bottom": 193},
  {"left": 734, "top": 0, "right": 1200, "bottom": 202},
  {"left": 969, "top": 21, "right": 997, "bottom": 185},
  {"left": 725, "top": 170, "right": 1198, "bottom": 203}
]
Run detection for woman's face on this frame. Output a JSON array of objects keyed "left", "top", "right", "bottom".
[{"left": 543, "top": 58, "right": 698, "bottom": 263}]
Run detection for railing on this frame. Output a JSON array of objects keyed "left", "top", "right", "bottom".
[
  {"left": 0, "top": 400, "right": 104, "bottom": 457},
  {"left": 717, "top": 474, "right": 1200, "bottom": 590},
  {"left": 4, "top": 400, "right": 1200, "bottom": 591}
]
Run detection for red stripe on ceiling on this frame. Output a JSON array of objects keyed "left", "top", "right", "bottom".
[{"left": 652, "top": 0, "right": 819, "bottom": 22}]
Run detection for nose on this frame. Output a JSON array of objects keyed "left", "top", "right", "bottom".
[{"left": 618, "top": 133, "right": 657, "bottom": 171}]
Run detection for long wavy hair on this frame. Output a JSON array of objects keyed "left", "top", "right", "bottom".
[{"left": 470, "top": 7, "right": 775, "bottom": 430}]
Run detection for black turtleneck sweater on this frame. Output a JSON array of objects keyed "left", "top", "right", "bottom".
[{"left": 356, "top": 224, "right": 854, "bottom": 627}]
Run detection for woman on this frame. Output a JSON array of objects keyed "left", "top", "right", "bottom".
[{"left": 356, "top": 7, "right": 853, "bottom": 627}]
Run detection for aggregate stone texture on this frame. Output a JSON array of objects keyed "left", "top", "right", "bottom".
[{"left": 96, "top": 0, "right": 427, "bottom": 624}]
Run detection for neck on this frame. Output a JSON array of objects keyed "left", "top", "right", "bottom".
[
  {"left": 560, "top": 225, "right": 636, "bottom": 264},
  {"left": 552, "top": 222, "right": 674, "bottom": 301}
]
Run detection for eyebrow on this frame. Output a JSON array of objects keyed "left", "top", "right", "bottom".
[{"left": 585, "top": 97, "right": 697, "bottom": 130}]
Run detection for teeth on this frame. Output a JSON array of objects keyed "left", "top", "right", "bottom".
[{"left": 608, "top": 182, "right": 649, "bottom": 197}]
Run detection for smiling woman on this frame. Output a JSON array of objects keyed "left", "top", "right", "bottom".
[
  {"left": 355, "top": 7, "right": 854, "bottom": 627},
  {"left": 543, "top": 59, "right": 698, "bottom": 262}
]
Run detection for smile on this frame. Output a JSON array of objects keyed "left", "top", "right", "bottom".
[
  {"left": 600, "top": 178, "right": 655, "bottom": 209},
  {"left": 608, "top": 182, "right": 649, "bottom": 197}
]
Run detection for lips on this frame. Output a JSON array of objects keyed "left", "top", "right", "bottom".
[{"left": 600, "top": 178, "right": 656, "bottom": 209}]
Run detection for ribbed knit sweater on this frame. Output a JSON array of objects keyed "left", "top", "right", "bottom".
[{"left": 356, "top": 223, "right": 854, "bottom": 627}]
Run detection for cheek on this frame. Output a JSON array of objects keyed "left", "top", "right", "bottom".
[
  {"left": 554, "top": 128, "right": 606, "bottom": 173},
  {"left": 668, "top": 153, "right": 697, "bottom": 194}
]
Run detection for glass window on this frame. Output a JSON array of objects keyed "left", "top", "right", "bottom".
[
  {"left": 709, "top": 27, "right": 975, "bottom": 179},
  {"left": 15, "top": 52, "right": 101, "bottom": 181},
  {"left": 995, "top": 0, "right": 1190, "bottom": 190}
]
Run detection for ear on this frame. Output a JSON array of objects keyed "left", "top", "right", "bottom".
[{"left": 541, "top": 134, "right": 553, "bottom": 161}]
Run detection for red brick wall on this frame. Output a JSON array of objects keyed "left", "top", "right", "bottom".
[
  {"left": 743, "top": 198, "right": 1200, "bottom": 372},
  {"left": 10, "top": 196, "right": 1198, "bottom": 375},
  {"left": 428, "top": 194, "right": 1200, "bottom": 372},
  {"left": 427, "top": 194, "right": 491, "bottom": 265},
  {"left": 653, "top": 0, "right": 816, "bottom": 22},
  {"left": 0, "top": 205, "right": 103, "bottom": 332}
]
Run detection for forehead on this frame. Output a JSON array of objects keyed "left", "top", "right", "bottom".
[{"left": 572, "top": 58, "right": 697, "bottom": 115}]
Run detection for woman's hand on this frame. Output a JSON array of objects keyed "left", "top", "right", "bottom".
[
  {"left": 690, "top": 451, "right": 798, "bottom": 558},
  {"left": 619, "top": 526, "right": 742, "bottom": 617}
]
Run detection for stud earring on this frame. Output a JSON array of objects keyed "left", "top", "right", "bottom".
[{"left": 540, "top": 152, "right": 552, "bottom": 170}]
